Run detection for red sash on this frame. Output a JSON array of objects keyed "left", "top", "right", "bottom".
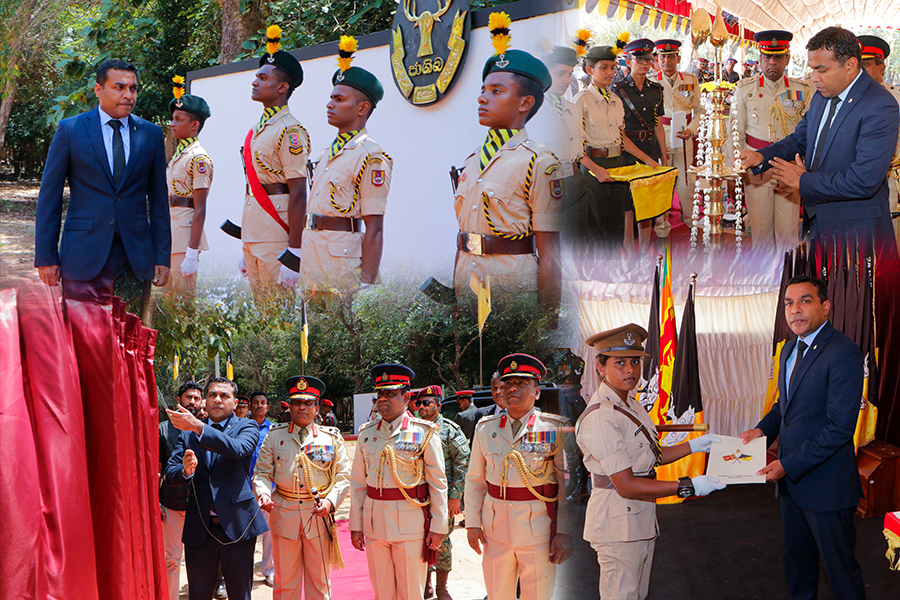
[{"left": 244, "top": 128, "right": 289, "bottom": 234}]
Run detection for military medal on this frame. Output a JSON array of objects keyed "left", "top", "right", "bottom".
[
  {"left": 521, "top": 430, "right": 556, "bottom": 454},
  {"left": 304, "top": 443, "right": 334, "bottom": 462},
  {"left": 395, "top": 430, "right": 423, "bottom": 452}
]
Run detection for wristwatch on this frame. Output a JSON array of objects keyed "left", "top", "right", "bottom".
[{"left": 677, "top": 476, "right": 695, "bottom": 498}]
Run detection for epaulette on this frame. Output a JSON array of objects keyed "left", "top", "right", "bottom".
[
  {"left": 538, "top": 412, "right": 568, "bottom": 423},
  {"left": 359, "top": 419, "right": 380, "bottom": 432},
  {"left": 321, "top": 425, "right": 342, "bottom": 436},
  {"left": 271, "top": 422, "right": 290, "bottom": 430},
  {"left": 443, "top": 418, "right": 463, "bottom": 433},
  {"left": 477, "top": 413, "right": 505, "bottom": 426},
  {"left": 647, "top": 79, "right": 663, "bottom": 89},
  {"left": 410, "top": 415, "right": 438, "bottom": 429},
  {"left": 788, "top": 77, "right": 809, "bottom": 89},
  {"left": 737, "top": 77, "right": 754, "bottom": 87}
]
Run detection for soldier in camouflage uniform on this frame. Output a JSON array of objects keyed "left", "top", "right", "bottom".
[{"left": 414, "top": 385, "right": 470, "bottom": 600}]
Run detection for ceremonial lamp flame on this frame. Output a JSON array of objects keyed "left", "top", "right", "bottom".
[{"left": 687, "top": 0, "right": 745, "bottom": 253}]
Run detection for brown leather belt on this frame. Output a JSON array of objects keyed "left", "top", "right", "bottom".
[
  {"left": 624, "top": 129, "right": 655, "bottom": 142},
  {"left": 591, "top": 472, "right": 656, "bottom": 490},
  {"left": 588, "top": 146, "right": 614, "bottom": 158},
  {"left": 488, "top": 482, "right": 558, "bottom": 501},
  {"left": 746, "top": 135, "right": 771, "bottom": 150},
  {"left": 169, "top": 195, "right": 194, "bottom": 208},
  {"left": 457, "top": 232, "right": 535, "bottom": 256},
  {"left": 366, "top": 484, "right": 428, "bottom": 501},
  {"left": 246, "top": 182, "right": 290, "bottom": 196},
  {"left": 306, "top": 213, "right": 359, "bottom": 232}
]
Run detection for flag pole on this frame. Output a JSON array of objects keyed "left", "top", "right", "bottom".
[{"left": 479, "top": 329, "right": 483, "bottom": 388}]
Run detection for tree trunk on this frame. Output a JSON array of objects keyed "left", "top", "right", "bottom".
[
  {"left": 0, "top": 74, "right": 18, "bottom": 154},
  {"left": 219, "top": 0, "right": 262, "bottom": 64}
]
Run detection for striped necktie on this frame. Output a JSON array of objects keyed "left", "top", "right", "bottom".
[
  {"left": 175, "top": 137, "right": 197, "bottom": 156},
  {"left": 596, "top": 85, "right": 611, "bottom": 102},
  {"left": 257, "top": 106, "right": 285, "bottom": 132},
  {"left": 330, "top": 130, "right": 359, "bottom": 160},
  {"left": 547, "top": 94, "right": 564, "bottom": 115},
  {"left": 479, "top": 129, "right": 519, "bottom": 172}
]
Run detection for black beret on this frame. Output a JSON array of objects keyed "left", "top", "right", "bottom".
[
  {"left": 260, "top": 50, "right": 303, "bottom": 87},
  {"left": 168, "top": 94, "right": 211, "bottom": 122}
]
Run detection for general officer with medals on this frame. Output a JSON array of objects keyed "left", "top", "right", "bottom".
[
  {"left": 465, "top": 353, "right": 573, "bottom": 600},
  {"left": 453, "top": 13, "right": 563, "bottom": 311},
  {"left": 166, "top": 82, "right": 211, "bottom": 298},
  {"left": 612, "top": 38, "right": 670, "bottom": 249},
  {"left": 349, "top": 364, "right": 448, "bottom": 600},
  {"left": 253, "top": 376, "right": 351, "bottom": 599},
  {"left": 576, "top": 325, "right": 724, "bottom": 600},
  {"left": 653, "top": 39, "right": 702, "bottom": 228},
  {"left": 733, "top": 30, "right": 810, "bottom": 247},
  {"left": 235, "top": 26, "right": 310, "bottom": 307},
  {"left": 299, "top": 36, "right": 391, "bottom": 293}
]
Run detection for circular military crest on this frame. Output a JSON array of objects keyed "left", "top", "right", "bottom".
[
  {"left": 624, "top": 332, "right": 636, "bottom": 346},
  {"left": 297, "top": 379, "right": 308, "bottom": 391},
  {"left": 389, "top": 0, "right": 472, "bottom": 106},
  {"left": 510, "top": 360, "right": 518, "bottom": 370}
]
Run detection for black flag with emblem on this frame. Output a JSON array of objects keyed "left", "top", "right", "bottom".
[{"left": 637, "top": 259, "right": 661, "bottom": 414}]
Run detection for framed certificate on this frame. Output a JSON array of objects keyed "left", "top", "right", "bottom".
[{"left": 706, "top": 435, "right": 767, "bottom": 484}]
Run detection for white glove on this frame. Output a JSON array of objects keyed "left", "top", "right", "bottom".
[
  {"left": 689, "top": 434, "right": 722, "bottom": 454},
  {"left": 238, "top": 255, "right": 248, "bottom": 277},
  {"left": 181, "top": 247, "right": 200, "bottom": 277},
  {"left": 277, "top": 264, "right": 299, "bottom": 288},
  {"left": 692, "top": 475, "right": 726, "bottom": 497}
]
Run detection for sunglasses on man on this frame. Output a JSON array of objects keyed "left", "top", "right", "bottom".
[{"left": 415, "top": 399, "right": 440, "bottom": 408}]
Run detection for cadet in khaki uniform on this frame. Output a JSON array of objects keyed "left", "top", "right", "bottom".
[
  {"left": 254, "top": 376, "right": 351, "bottom": 600},
  {"left": 454, "top": 14, "right": 562, "bottom": 310},
  {"left": 859, "top": 35, "right": 900, "bottom": 245},
  {"left": 349, "top": 364, "right": 448, "bottom": 600},
  {"left": 465, "top": 353, "right": 573, "bottom": 600},
  {"left": 238, "top": 28, "right": 309, "bottom": 305},
  {"left": 577, "top": 325, "right": 724, "bottom": 600},
  {"left": 300, "top": 37, "right": 390, "bottom": 292},
  {"left": 733, "top": 31, "right": 810, "bottom": 247},
  {"left": 165, "top": 88, "right": 211, "bottom": 298},
  {"left": 654, "top": 39, "right": 701, "bottom": 226}
]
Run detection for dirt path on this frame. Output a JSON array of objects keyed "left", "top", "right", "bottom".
[{"left": 0, "top": 180, "right": 40, "bottom": 281}]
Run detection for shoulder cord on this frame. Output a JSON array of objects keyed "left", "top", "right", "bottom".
[
  {"left": 501, "top": 431, "right": 564, "bottom": 502},
  {"left": 376, "top": 426, "right": 437, "bottom": 507},
  {"left": 255, "top": 150, "right": 284, "bottom": 175},
  {"left": 480, "top": 154, "right": 535, "bottom": 241},
  {"left": 294, "top": 449, "right": 338, "bottom": 498},
  {"left": 330, "top": 155, "right": 371, "bottom": 214}
]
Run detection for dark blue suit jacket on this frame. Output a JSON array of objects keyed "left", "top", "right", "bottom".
[
  {"left": 34, "top": 107, "right": 171, "bottom": 282},
  {"left": 757, "top": 69, "right": 899, "bottom": 244},
  {"left": 165, "top": 416, "right": 269, "bottom": 545},
  {"left": 757, "top": 322, "right": 864, "bottom": 512}
]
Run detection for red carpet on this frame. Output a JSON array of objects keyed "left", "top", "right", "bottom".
[{"left": 331, "top": 519, "right": 375, "bottom": 599}]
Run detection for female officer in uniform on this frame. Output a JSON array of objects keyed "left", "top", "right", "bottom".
[{"left": 575, "top": 323, "right": 725, "bottom": 599}]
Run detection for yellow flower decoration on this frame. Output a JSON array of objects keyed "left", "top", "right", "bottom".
[
  {"left": 337, "top": 35, "right": 358, "bottom": 73},
  {"left": 574, "top": 29, "right": 591, "bottom": 58},
  {"left": 265, "top": 24, "right": 282, "bottom": 56},
  {"left": 489, "top": 12, "right": 512, "bottom": 56},
  {"left": 172, "top": 75, "right": 185, "bottom": 101},
  {"left": 700, "top": 81, "right": 736, "bottom": 93}
]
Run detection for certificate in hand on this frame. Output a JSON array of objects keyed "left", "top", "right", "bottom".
[{"left": 706, "top": 435, "right": 766, "bottom": 484}]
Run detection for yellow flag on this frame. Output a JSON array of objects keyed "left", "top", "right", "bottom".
[
  {"left": 173, "top": 349, "right": 179, "bottom": 381},
  {"left": 616, "top": 0, "right": 627, "bottom": 21},
  {"left": 632, "top": 3, "right": 643, "bottom": 22},
  {"left": 469, "top": 271, "right": 491, "bottom": 332},
  {"left": 300, "top": 299, "right": 309, "bottom": 363},
  {"left": 226, "top": 352, "right": 234, "bottom": 381}
]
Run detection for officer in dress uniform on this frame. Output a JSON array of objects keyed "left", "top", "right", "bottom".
[
  {"left": 453, "top": 13, "right": 562, "bottom": 311},
  {"left": 465, "top": 353, "right": 573, "bottom": 600},
  {"left": 612, "top": 38, "right": 670, "bottom": 250},
  {"left": 237, "top": 27, "right": 310, "bottom": 307},
  {"left": 576, "top": 325, "right": 723, "bottom": 600},
  {"left": 653, "top": 39, "right": 702, "bottom": 227},
  {"left": 253, "top": 376, "right": 351, "bottom": 600},
  {"left": 724, "top": 58, "right": 741, "bottom": 83},
  {"left": 349, "top": 364, "right": 448, "bottom": 600},
  {"left": 733, "top": 30, "right": 810, "bottom": 248},
  {"left": 166, "top": 87, "right": 211, "bottom": 299},
  {"left": 859, "top": 34, "right": 900, "bottom": 245},
  {"left": 298, "top": 36, "right": 390, "bottom": 293}
]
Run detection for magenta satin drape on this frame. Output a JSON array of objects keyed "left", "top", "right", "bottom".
[{"left": 0, "top": 284, "right": 165, "bottom": 600}]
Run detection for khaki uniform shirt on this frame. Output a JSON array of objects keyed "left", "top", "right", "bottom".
[
  {"left": 253, "top": 422, "right": 351, "bottom": 540},
  {"left": 464, "top": 407, "right": 570, "bottom": 547},
  {"left": 575, "top": 85, "right": 625, "bottom": 149},
  {"left": 349, "top": 412, "right": 448, "bottom": 542},
  {"left": 299, "top": 129, "right": 391, "bottom": 290},
  {"left": 528, "top": 94, "right": 584, "bottom": 171},
  {"left": 166, "top": 139, "right": 211, "bottom": 253},
  {"left": 241, "top": 108, "right": 309, "bottom": 243},
  {"left": 576, "top": 381, "right": 659, "bottom": 544},
  {"left": 656, "top": 70, "right": 702, "bottom": 138},
  {"left": 733, "top": 75, "right": 810, "bottom": 149},
  {"left": 453, "top": 130, "right": 562, "bottom": 294}
]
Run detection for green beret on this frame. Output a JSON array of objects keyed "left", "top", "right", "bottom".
[
  {"left": 332, "top": 66, "right": 384, "bottom": 106},
  {"left": 483, "top": 49, "right": 552, "bottom": 92},
  {"left": 168, "top": 94, "right": 211, "bottom": 123},
  {"left": 259, "top": 50, "right": 303, "bottom": 87},
  {"left": 585, "top": 46, "right": 617, "bottom": 62},
  {"left": 542, "top": 46, "right": 577, "bottom": 68}
]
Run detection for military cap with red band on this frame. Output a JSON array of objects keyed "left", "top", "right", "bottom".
[
  {"left": 416, "top": 385, "right": 443, "bottom": 400},
  {"left": 858, "top": 35, "right": 891, "bottom": 61},
  {"left": 497, "top": 353, "right": 547, "bottom": 381},
  {"left": 456, "top": 389, "right": 474, "bottom": 398},
  {"left": 285, "top": 375, "right": 326, "bottom": 400},
  {"left": 371, "top": 363, "right": 415, "bottom": 390},
  {"left": 654, "top": 39, "right": 682, "bottom": 55},
  {"left": 236, "top": 395, "right": 251, "bottom": 406},
  {"left": 754, "top": 30, "right": 793, "bottom": 55}
]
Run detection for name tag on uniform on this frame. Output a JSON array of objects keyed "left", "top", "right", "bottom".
[
  {"left": 304, "top": 443, "right": 334, "bottom": 462},
  {"left": 520, "top": 430, "right": 556, "bottom": 454},
  {"left": 394, "top": 431, "right": 423, "bottom": 452}
]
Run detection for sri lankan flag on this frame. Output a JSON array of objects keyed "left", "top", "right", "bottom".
[
  {"left": 653, "top": 242, "right": 677, "bottom": 426},
  {"left": 637, "top": 257, "right": 661, "bottom": 413}
]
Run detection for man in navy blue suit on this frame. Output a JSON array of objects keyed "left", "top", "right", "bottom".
[
  {"left": 741, "top": 26, "right": 900, "bottom": 257},
  {"left": 165, "top": 377, "right": 269, "bottom": 600},
  {"left": 740, "top": 276, "right": 865, "bottom": 600},
  {"left": 34, "top": 59, "right": 171, "bottom": 300}
]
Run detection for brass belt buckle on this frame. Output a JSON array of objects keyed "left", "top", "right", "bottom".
[
  {"left": 306, "top": 213, "right": 318, "bottom": 230},
  {"left": 464, "top": 232, "right": 483, "bottom": 256}
]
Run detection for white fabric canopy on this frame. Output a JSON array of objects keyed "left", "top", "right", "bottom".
[{"left": 694, "top": 0, "right": 900, "bottom": 45}]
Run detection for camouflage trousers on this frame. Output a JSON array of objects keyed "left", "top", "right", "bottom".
[{"left": 429, "top": 515, "right": 454, "bottom": 572}]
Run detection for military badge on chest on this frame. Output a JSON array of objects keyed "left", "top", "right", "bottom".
[
  {"left": 304, "top": 443, "right": 334, "bottom": 462},
  {"left": 519, "top": 429, "right": 556, "bottom": 454},
  {"left": 389, "top": 0, "right": 471, "bottom": 106},
  {"left": 395, "top": 430, "right": 423, "bottom": 452}
]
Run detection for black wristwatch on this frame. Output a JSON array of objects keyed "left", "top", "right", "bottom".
[{"left": 677, "top": 476, "right": 695, "bottom": 499}]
